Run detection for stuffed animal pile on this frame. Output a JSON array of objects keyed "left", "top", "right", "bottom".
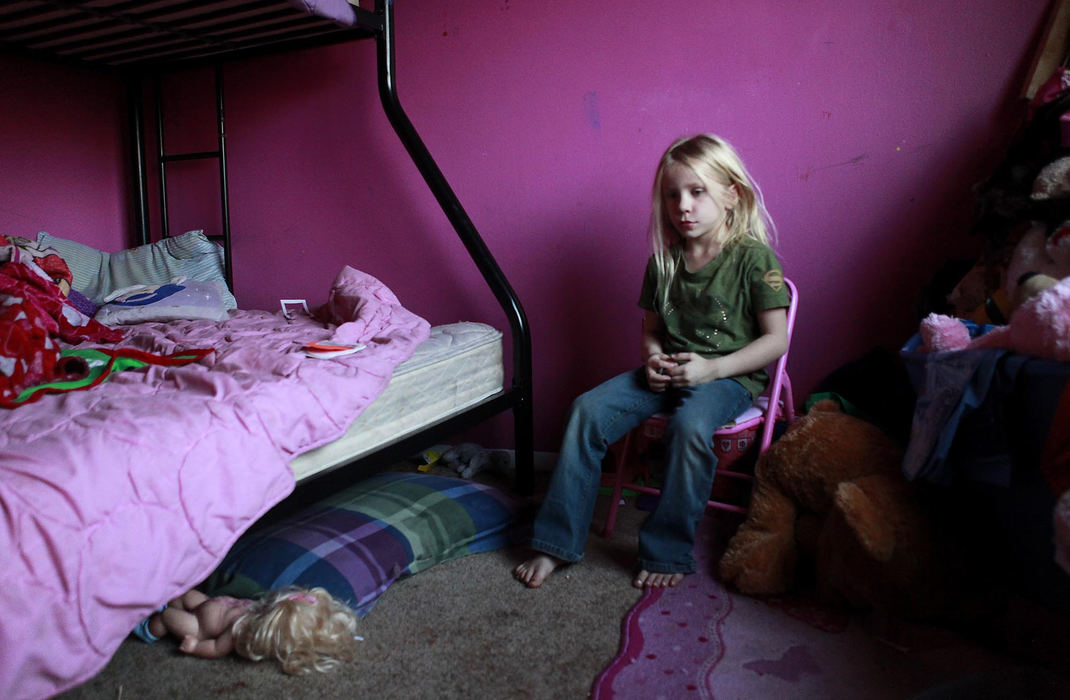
[
  {"left": 920, "top": 276, "right": 1070, "bottom": 362},
  {"left": 919, "top": 218, "right": 1070, "bottom": 360},
  {"left": 719, "top": 400, "right": 982, "bottom": 620}
]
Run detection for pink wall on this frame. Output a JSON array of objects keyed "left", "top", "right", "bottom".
[
  {"left": 0, "top": 56, "right": 128, "bottom": 251},
  {"left": 0, "top": 1, "right": 1051, "bottom": 452}
]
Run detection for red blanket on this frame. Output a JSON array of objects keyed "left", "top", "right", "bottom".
[{"left": 0, "top": 260, "right": 122, "bottom": 407}]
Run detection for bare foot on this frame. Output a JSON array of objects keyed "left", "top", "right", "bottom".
[
  {"left": 514, "top": 554, "right": 565, "bottom": 588},
  {"left": 633, "top": 570, "right": 685, "bottom": 589}
]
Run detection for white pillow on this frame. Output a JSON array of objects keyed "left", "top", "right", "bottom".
[
  {"left": 36, "top": 230, "right": 237, "bottom": 309},
  {"left": 94, "top": 278, "right": 229, "bottom": 325}
]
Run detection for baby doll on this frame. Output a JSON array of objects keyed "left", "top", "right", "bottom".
[{"left": 138, "top": 586, "right": 360, "bottom": 675}]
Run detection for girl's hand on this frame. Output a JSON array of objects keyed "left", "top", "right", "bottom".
[
  {"left": 644, "top": 352, "right": 674, "bottom": 392},
  {"left": 665, "top": 352, "right": 721, "bottom": 387}
]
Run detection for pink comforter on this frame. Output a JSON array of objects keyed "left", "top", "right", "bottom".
[{"left": 0, "top": 266, "right": 430, "bottom": 699}]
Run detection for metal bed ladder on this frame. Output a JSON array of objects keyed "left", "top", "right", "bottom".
[{"left": 127, "top": 64, "right": 234, "bottom": 294}]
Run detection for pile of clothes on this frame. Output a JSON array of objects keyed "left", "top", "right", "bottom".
[{"left": 0, "top": 235, "right": 122, "bottom": 407}]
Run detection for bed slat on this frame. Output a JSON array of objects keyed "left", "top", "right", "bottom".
[{"left": 0, "top": 0, "right": 379, "bottom": 70}]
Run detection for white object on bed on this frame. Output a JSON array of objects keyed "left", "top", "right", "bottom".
[
  {"left": 280, "top": 298, "right": 310, "bottom": 318},
  {"left": 291, "top": 321, "right": 504, "bottom": 481}
]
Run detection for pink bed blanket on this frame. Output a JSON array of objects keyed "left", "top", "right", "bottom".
[{"left": 0, "top": 266, "right": 430, "bottom": 699}]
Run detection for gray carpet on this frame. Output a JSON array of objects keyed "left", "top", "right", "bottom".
[
  {"left": 60, "top": 488, "right": 649, "bottom": 700},
  {"left": 58, "top": 479, "right": 1070, "bottom": 700}
]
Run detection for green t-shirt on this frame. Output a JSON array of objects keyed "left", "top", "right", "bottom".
[{"left": 638, "top": 238, "right": 789, "bottom": 398}]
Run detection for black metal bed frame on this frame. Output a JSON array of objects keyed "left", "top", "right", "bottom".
[{"left": 0, "top": 0, "right": 534, "bottom": 495}]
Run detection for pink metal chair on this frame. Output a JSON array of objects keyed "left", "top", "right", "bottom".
[{"left": 602, "top": 278, "right": 799, "bottom": 537}]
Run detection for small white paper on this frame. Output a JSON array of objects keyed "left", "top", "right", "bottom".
[{"left": 280, "top": 299, "right": 309, "bottom": 319}]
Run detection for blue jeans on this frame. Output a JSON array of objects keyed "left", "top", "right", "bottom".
[{"left": 531, "top": 367, "right": 751, "bottom": 573}]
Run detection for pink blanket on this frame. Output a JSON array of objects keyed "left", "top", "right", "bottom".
[{"left": 0, "top": 266, "right": 430, "bottom": 699}]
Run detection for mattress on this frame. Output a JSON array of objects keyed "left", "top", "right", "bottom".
[{"left": 291, "top": 321, "right": 504, "bottom": 480}]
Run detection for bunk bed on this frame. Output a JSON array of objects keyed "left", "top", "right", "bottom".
[{"left": 0, "top": 2, "right": 533, "bottom": 698}]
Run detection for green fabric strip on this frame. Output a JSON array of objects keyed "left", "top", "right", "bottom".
[{"left": 10, "top": 346, "right": 209, "bottom": 406}]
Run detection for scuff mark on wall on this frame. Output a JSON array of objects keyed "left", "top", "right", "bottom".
[
  {"left": 583, "top": 91, "right": 601, "bottom": 130},
  {"left": 798, "top": 153, "right": 869, "bottom": 181}
]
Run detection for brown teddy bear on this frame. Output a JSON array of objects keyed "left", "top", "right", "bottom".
[{"left": 719, "top": 400, "right": 979, "bottom": 620}]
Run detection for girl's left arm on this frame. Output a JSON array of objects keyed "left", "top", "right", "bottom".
[{"left": 667, "top": 307, "right": 788, "bottom": 386}]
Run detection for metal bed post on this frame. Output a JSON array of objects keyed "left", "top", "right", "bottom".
[
  {"left": 127, "top": 74, "right": 151, "bottom": 246},
  {"left": 374, "top": 0, "right": 534, "bottom": 495},
  {"left": 214, "top": 63, "right": 234, "bottom": 292},
  {"left": 153, "top": 75, "right": 170, "bottom": 239}
]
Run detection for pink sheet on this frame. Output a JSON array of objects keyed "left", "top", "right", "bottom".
[{"left": 0, "top": 266, "right": 430, "bottom": 699}]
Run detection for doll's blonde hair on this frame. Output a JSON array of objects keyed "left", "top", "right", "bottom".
[
  {"left": 230, "top": 586, "right": 359, "bottom": 675},
  {"left": 649, "top": 134, "right": 776, "bottom": 310}
]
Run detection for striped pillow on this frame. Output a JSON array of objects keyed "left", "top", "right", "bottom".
[
  {"left": 200, "top": 472, "right": 520, "bottom": 616},
  {"left": 34, "top": 232, "right": 106, "bottom": 300},
  {"left": 37, "top": 230, "right": 236, "bottom": 309}
]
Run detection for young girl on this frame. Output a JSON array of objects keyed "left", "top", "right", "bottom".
[
  {"left": 515, "top": 134, "right": 790, "bottom": 590},
  {"left": 136, "top": 586, "right": 361, "bottom": 675}
]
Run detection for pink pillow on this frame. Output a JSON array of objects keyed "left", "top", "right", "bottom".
[{"left": 323, "top": 266, "right": 408, "bottom": 344}]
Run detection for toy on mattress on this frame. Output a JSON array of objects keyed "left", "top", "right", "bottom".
[{"left": 0, "top": 233, "right": 431, "bottom": 699}]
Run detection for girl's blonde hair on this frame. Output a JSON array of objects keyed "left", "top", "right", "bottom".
[
  {"left": 231, "top": 586, "right": 359, "bottom": 675},
  {"left": 649, "top": 134, "right": 776, "bottom": 308}
]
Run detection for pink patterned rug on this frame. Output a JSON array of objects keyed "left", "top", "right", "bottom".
[{"left": 591, "top": 514, "right": 1022, "bottom": 699}]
